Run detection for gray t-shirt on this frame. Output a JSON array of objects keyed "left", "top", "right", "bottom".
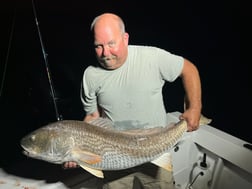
[{"left": 81, "top": 45, "right": 184, "bottom": 129}]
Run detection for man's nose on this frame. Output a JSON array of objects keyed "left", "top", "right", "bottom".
[{"left": 102, "top": 46, "right": 111, "bottom": 56}]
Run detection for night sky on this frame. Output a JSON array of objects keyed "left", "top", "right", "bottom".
[{"left": 0, "top": 0, "right": 250, "bottom": 170}]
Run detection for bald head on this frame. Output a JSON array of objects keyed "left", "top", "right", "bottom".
[
  {"left": 90, "top": 13, "right": 125, "bottom": 34},
  {"left": 89, "top": 13, "right": 129, "bottom": 70}
]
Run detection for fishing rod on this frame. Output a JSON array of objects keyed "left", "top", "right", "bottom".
[
  {"left": 31, "top": 0, "right": 63, "bottom": 121},
  {"left": 0, "top": 3, "right": 16, "bottom": 98}
]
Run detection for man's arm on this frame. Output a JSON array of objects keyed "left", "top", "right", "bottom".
[{"left": 180, "top": 58, "right": 202, "bottom": 132}]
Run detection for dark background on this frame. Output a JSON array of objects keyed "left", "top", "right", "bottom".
[{"left": 0, "top": 0, "right": 250, "bottom": 170}]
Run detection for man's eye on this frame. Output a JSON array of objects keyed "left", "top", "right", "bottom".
[
  {"left": 94, "top": 45, "right": 102, "bottom": 49},
  {"left": 108, "top": 42, "right": 116, "bottom": 47}
]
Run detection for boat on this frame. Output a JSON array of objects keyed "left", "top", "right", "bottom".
[{"left": 169, "top": 112, "right": 252, "bottom": 189}]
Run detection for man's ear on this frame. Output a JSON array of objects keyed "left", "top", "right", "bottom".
[{"left": 123, "top": 32, "right": 129, "bottom": 44}]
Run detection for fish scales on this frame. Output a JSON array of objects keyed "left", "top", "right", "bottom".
[
  {"left": 70, "top": 120, "right": 181, "bottom": 170},
  {"left": 25, "top": 119, "right": 185, "bottom": 169},
  {"left": 21, "top": 115, "right": 212, "bottom": 177}
]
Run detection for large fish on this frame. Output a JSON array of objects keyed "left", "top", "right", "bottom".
[{"left": 20, "top": 115, "right": 211, "bottom": 178}]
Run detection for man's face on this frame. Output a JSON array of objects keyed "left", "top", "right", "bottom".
[{"left": 93, "top": 24, "right": 129, "bottom": 70}]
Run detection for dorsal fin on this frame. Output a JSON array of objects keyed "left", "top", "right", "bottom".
[{"left": 88, "top": 117, "right": 114, "bottom": 129}]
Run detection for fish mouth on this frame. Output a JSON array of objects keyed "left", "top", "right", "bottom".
[
  {"left": 21, "top": 145, "right": 36, "bottom": 158},
  {"left": 22, "top": 150, "right": 30, "bottom": 156},
  {"left": 21, "top": 149, "right": 47, "bottom": 161},
  {"left": 22, "top": 149, "right": 35, "bottom": 158}
]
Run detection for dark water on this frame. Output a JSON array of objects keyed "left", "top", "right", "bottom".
[{"left": 0, "top": 0, "right": 250, "bottom": 170}]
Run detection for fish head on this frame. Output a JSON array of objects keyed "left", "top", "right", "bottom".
[{"left": 20, "top": 124, "right": 74, "bottom": 164}]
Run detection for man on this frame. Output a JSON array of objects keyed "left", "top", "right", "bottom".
[{"left": 64, "top": 13, "right": 202, "bottom": 189}]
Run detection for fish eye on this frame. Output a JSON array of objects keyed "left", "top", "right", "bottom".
[{"left": 30, "top": 135, "right": 36, "bottom": 141}]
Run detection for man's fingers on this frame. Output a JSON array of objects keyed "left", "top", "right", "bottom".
[{"left": 62, "top": 162, "right": 79, "bottom": 169}]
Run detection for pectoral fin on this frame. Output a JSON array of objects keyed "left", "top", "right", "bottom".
[
  {"left": 79, "top": 164, "right": 104, "bottom": 178},
  {"left": 72, "top": 149, "right": 104, "bottom": 178},
  {"left": 72, "top": 149, "right": 102, "bottom": 164},
  {"left": 151, "top": 152, "right": 173, "bottom": 172}
]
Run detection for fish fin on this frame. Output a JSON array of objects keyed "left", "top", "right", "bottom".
[
  {"left": 120, "top": 127, "right": 165, "bottom": 135},
  {"left": 72, "top": 150, "right": 102, "bottom": 164},
  {"left": 199, "top": 114, "right": 212, "bottom": 125},
  {"left": 88, "top": 117, "right": 114, "bottom": 129},
  {"left": 151, "top": 152, "right": 173, "bottom": 172},
  {"left": 79, "top": 164, "right": 104, "bottom": 178}
]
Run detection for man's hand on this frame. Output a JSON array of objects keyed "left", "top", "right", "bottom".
[
  {"left": 179, "top": 109, "right": 201, "bottom": 132},
  {"left": 62, "top": 161, "right": 79, "bottom": 169}
]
